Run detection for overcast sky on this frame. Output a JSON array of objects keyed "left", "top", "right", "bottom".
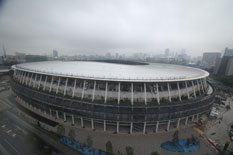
[{"left": 0, "top": 0, "right": 233, "bottom": 57}]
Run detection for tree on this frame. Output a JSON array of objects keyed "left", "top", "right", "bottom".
[
  {"left": 27, "top": 135, "right": 52, "bottom": 155},
  {"left": 172, "top": 130, "right": 179, "bottom": 143},
  {"left": 186, "top": 138, "right": 191, "bottom": 146},
  {"left": 24, "top": 132, "right": 34, "bottom": 144},
  {"left": 151, "top": 151, "right": 159, "bottom": 155},
  {"left": 57, "top": 125, "right": 65, "bottom": 137},
  {"left": 68, "top": 129, "right": 75, "bottom": 140},
  {"left": 117, "top": 150, "right": 123, "bottom": 155},
  {"left": 33, "top": 137, "right": 44, "bottom": 154},
  {"left": 86, "top": 135, "right": 93, "bottom": 148},
  {"left": 106, "top": 140, "right": 113, "bottom": 154},
  {"left": 125, "top": 146, "right": 134, "bottom": 155},
  {"left": 191, "top": 134, "right": 199, "bottom": 145},
  {"left": 226, "top": 104, "right": 231, "bottom": 111}
]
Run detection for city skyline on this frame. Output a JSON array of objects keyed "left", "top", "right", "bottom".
[
  {"left": 0, "top": 1, "right": 233, "bottom": 155},
  {"left": 0, "top": 0, "right": 233, "bottom": 57}
]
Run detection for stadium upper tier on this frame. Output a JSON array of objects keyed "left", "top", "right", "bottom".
[{"left": 13, "top": 61, "right": 209, "bottom": 82}]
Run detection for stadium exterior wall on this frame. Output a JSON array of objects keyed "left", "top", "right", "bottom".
[{"left": 10, "top": 63, "right": 214, "bottom": 134}]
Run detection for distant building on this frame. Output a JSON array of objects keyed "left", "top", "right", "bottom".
[
  {"left": 202, "top": 52, "right": 221, "bottom": 69},
  {"left": 217, "top": 56, "right": 230, "bottom": 75},
  {"left": 53, "top": 50, "right": 58, "bottom": 58},
  {"left": 224, "top": 47, "right": 233, "bottom": 56},
  {"left": 115, "top": 53, "right": 119, "bottom": 59},
  {"left": 164, "top": 48, "right": 169, "bottom": 58},
  {"left": 0, "top": 56, "right": 3, "bottom": 64},
  {"left": 6, "top": 55, "right": 17, "bottom": 63},
  {"left": 15, "top": 52, "right": 26, "bottom": 56},
  {"left": 213, "top": 57, "right": 222, "bottom": 74},
  {"left": 225, "top": 57, "right": 233, "bottom": 76},
  {"left": 105, "top": 52, "right": 112, "bottom": 59},
  {"left": 14, "top": 52, "right": 26, "bottom": 63},
  {"left": 25, "top": 55, "right": 48, "bottom": 62},
  {"left": 214, "top": 47, "right": 233, "bottom": 76},
  {"left": 177, "top": 53, "right": 190, "bottom": 62}
]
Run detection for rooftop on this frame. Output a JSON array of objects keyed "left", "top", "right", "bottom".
[{"left": 13, "top": 61, "right": 209, "bottom": 82}]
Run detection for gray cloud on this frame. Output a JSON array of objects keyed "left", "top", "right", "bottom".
[{"left": 0, "top": 0, "right": 233, "bottom": 56}]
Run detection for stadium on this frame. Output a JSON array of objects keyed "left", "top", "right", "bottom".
[{"left": 10, "top": 61, "right": 214, "bottom": 134}]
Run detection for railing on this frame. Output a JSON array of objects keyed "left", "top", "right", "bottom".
[
  {"left": 11, "top": 79, "right": 215, "bottom": 123},
  {"left": 13, "top": 75, "right": 210, "bottom": 106}
]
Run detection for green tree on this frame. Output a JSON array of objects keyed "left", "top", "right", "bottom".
[
  {"left": 172, "top": 130, "right": 179, "bottom": 143},
  {"left": 151, "top": 151, "right": 159, "bottom": 155},
  {"left": 27, "top": 135, "right": 52, "bottom": 155},
  {"left": 57, "top": 125, "right": 65, "bottom": 137},
  {"left": 106, "top": 140, "right": 113, "bottom": 153},
  {"left": 33, "top": 137, "right": 44, "bottom": 154},
  {"left": 226, "top": 104, "right": 231, "bottom": 111},
  {"left": 186, "top": 138, "right": 191, "bottom": 146},
  {"left": 86, "top": 135, "right": 93, "bottom": 148},
  {"left": 24, "top": 132, "right": 34, "bottom": 144},
  {"left": 40, "top": 147, "right": 52, "bottom": 155},
  {"left": 117, "top": 150, "right": 123, "bottom": 155},
  {"left": 68, "top": 129, "right": 75, "bottom": 140},
  {"left": 125, "top": 146, "right": 134, "bottom": 155},
  {"left": 191, "top": 134, "right": 199, "bottom": 144}
]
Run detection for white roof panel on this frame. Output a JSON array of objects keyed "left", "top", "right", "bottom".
[{"left": 13, "top": 61, "right": 209, "bottom": 82}]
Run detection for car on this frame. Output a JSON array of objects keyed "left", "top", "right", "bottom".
[
  {"left": 6, "top": 130, "right": 12, "bottom": 135},
  {"left": 229, "top": 130, "right": 233, "bottom": 141},
  {"left": 210, "top": 108, "right": 219, "bottom": 117},
  {"left": 11, "top": 133, "right": 16, "bottom": 138}
]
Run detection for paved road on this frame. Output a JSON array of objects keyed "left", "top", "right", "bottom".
[
  {"left": 0, "top": 102, "right": 33, "bottom": 155},
  {"left": 0, "top": 124, "right": 33, "bottom": 155},
  {"left": 0, "top": 91, "right": 81, "bottom": 155},
  {"left": 0, "top": 88, "right": 218, "bottom": 155},
  {"left": 205, "top": 95, "right": 233, "bottom": 151}
]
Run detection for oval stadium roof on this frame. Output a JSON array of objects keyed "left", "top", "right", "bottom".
[{"left": 12, "top": 61, "right": 209, "bottom": 82}]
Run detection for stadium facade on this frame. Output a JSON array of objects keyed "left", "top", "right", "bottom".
[{"left": 10, "top": 61, "right": 214, "bottom": 133}]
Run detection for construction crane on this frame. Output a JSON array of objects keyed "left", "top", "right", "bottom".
[{"left": 2, "top": 44, "right": 7, "bottom": 63}]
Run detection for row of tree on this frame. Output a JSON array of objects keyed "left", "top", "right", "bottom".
[{"left": 56, "top": 124, "right": 160, "bottom": 155}]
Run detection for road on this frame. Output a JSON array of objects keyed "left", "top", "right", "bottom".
[
  {"left": 0, "top": 124, "right": 32, "bottom": 155},
  {"left": 0, "top": 82, "right": 219, "bottom": 155},
  {"left": 0, "top": 90, "right": 80, "bottom": 155},
  {"left": 205, "top": 95, "right": 233, "bottom": 151},
  {"left": 0, "top": 101, "right": 33, "bottom": 155}
]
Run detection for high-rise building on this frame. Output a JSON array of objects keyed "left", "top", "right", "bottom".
[
  {"left": 202, "top": 52, "right": 221, "bottom": 69},
  {"left": 214, "top": 47, "right": 233, "bottom": 76},
  {"left": 53, "top": 49, "right": 58, "bottom": 58},
  {"left": 225, "top": 57, "right": 233, "bottom": 76},
  {"left": 224, "top": 47, "right": 233, "bottom": 56},
  {"left": 213, "top": 57, "right": 222, "bottom": 74},
  {"left": 164, "top": 48, "right": 169, "bottom": 58}
]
